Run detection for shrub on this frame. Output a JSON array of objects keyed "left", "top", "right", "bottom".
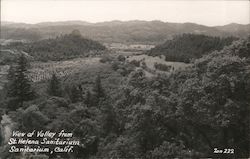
[
  {"left": 129, "top": 60, "right": 140, "bottom": 67},
  {"left": 154, "top": 63, "right": 171, "bottom": 71}
]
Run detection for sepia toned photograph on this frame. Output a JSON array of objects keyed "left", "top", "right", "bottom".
[{"left": 0, "top": 0, "right": 249, "bottom": 158}]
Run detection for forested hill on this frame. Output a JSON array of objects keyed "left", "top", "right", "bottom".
[
  {"left": 148, "top": 34, "right": 238, "bottom": 63},
  {"left": 6, "top": 31, "right": 106, "bottom": 61}
]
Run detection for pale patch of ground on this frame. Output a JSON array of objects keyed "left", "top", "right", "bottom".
[
  {"left": 127, "top": 54, "right": 191, "bottom": 72},
  {"left": 105, "top": 43, "right": 154, "bottom": 51}
]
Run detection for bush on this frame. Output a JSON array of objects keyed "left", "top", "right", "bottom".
[
  {"left": 117, "top": 55, "right": 126, "bottom": 62},
  {"left": 100, "top": 55, "right": 113, "bottom": 63},
  {"left": 154, "top": 63, "right": 172, "bottom": 71},
  {"left": 111, "top": 62, "right": 120, "bottom": 71},
  {"left": 129, "top": 60, "right": 140, "bottom": 67}
]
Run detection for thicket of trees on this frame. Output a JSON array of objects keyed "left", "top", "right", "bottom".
[
  {"left": 0, "top": 37, "right": 249, "bottom": 158},
  {"left": 5, "top": 54, "right": 35, "bottom": 110},
  {"left": 148, "top": 34, "right": 238, "bottom": 63}
]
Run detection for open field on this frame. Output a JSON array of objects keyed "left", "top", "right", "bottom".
[
  {"left": 127, "top": 54, "right": 191, "bottom": 73},
  {"left": 105, "top": 43, "right": 154, "bottom": 51},
  {"left": 105, "top": 43, "right": 155, "bottom": 56}
]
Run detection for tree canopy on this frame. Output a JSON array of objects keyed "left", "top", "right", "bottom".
[
  {"left": 0, "top": 36, "right": 249, "bottom": 158},
  {"left": 148, "top": 34, "right": 237, "bottom": 63}
]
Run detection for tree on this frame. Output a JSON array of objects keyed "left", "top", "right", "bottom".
[
  {"left": 7, "top": 54, "right": 34, "bottom": 110},
  {"left": 71, "top": 29, "right": 82, "bottom": 37},
  {"left": 107, "top": 38, "right": 250, "bottom": 158},
  {"left": 6, "top": 65, "right": 16, "bottom": 97},
  {"left": 69, "top": 84, "right": 82, "bottom": 103},
  {"left": 47, "top": 73, "right": 62, "bottom": 97},
  {"left": 20, "top": 105, "right": 49, "bottom": 131},
  {"left": 169, "top": 37, "right": 250, "bottom": 157},
  {"left": 93, "top": 75, "right": 105, "bottom": 101},
  {"left": 148, "top": 34, "right": 237, "bottom": 63},
  {"left": 117, "top": 55, "right": 125, "bottom": 62},
  {"left": 84, "top": 90, "right": 92, "bottom": 107},
  {"left": 101, "top": 98, "right": 119, "bottom": 135}
]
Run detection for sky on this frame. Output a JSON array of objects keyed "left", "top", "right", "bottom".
[{"left": 1, "top": 0, "right": 250, "bottom": 26}]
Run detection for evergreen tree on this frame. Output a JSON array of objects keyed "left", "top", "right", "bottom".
[
  {"left": 101, "top": 99, "right": 119, "bottom": 135},
  {"left": 7, "top": 65, "right": 16, "bottom": 80},
  {"left": 84, "top": 90, "right": 92, "bottom": 107},
  {"left": 47, "top": 73, "right": 62, "bottom": 97},
  {"left": 6, "top": 65, "right": 16, "bottom": 97},
  {"left": 69, "top": 84, "right": 82, "bottom": 103},
  {"left": 7, "top": 55, "right": 34, "bottom": 110},
  {"left": 93, "top": 75, "right": 105, "bottom": 99}
]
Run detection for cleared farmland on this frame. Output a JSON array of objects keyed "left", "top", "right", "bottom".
[
  {"left": 127, "top": 54, "right": 191, "bottom": 73},
  {"left": 28, "top": 57, "right": 105, "bottom": 82}
]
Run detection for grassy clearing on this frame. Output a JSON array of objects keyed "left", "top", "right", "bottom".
[{"left": 127, "top": 54, "right": 190, "bottom": 73}]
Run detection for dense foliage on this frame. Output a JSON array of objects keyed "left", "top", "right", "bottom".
[
  {"left": 5, "top": 31, "right": 106, "bottom": 61},
  {"left": 0, "top": 37, "right": 249, "bottom": 158},
  {"left": 5, "top": 55, "right": 35, "bottom": 110},
  {"left": 47, "top": 73, "right": 63, "bottom": 97},
  {"left": 148, "top": 34, "right": 237, "bottom": 63}
]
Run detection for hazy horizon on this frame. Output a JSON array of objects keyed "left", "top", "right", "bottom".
[
  {"left": 1, "top": 19, "right": 250, "bottom": 27},
  {"left": 1, "top": 0, "right": 249, "bottom": 27}
]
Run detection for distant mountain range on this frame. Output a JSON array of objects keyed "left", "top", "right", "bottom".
[{"left": 1, "top": 20, "right": 249, "bottom": 44}]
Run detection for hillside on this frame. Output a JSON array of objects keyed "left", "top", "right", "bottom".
[
  {"left": 1, "top": 37, "right": 249, "bottom": 158},
  {"left": 148, "top": 34, "right": 237, "bottom": 63},
  {"left": 1, "top": 20, "right": 249, "bottom": 44},
  {"left": 215, "top": 23, "right": 250, "bottom": 37},
  {"left": 5, "top": 31, "right": 106, "bottom": 61},
  {"left": 0, "top": 49, "right": 33, "bottom": 65}
]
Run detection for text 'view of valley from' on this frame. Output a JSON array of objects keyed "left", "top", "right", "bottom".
[{"left": 0, "top": 0, "right": 249, "bottom": 158}]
